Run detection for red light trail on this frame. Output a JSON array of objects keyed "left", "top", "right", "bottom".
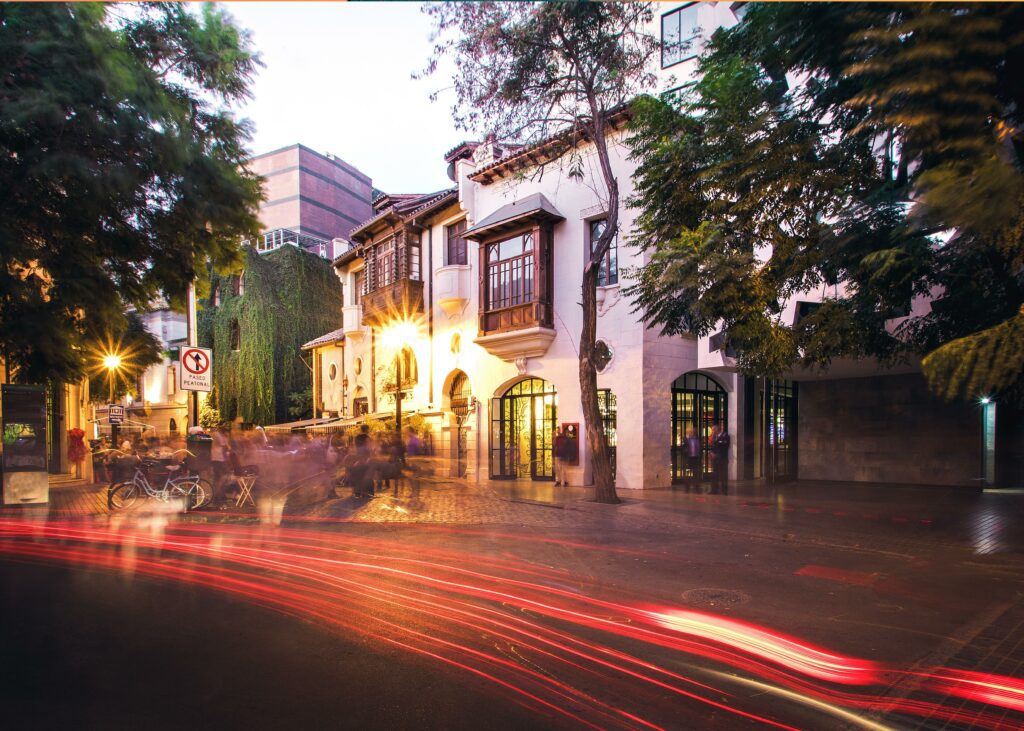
[{"left": 0, "top": 516, "right": 1020, "bottom": 730}]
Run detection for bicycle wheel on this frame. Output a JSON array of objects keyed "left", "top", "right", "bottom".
[
  {"left": 109, "top": 482, "right": 140, "bottom": 510},
  {"left": 171, "top": 477, "right": 208, "bottom": 510}
]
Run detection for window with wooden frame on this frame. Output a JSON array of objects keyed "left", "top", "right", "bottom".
[
  {"left": 446, "top": 219, "right": 468, "bottom": 265},
  {"left": 375, "top": 238, "right": 395, "bottom": 290},
  {"left": 486, "top": 232, "right": 535, "bottom": 311},
  {"left": 353, "top": 270, "right": 363, "bottom": 304},
  {"left": 588, "top": 218, "right": 618, "bottom": 287},
  {"left": 478, "top": 223, "right": 553, "bottom": 334}
]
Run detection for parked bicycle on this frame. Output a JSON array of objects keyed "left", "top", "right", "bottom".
[{"left": 107, "top": 449, "right": 212, "bottom": 511}]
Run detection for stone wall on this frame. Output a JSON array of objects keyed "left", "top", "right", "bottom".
[{"left": 798, "top": 373, "right": 981, "bottom": 486}]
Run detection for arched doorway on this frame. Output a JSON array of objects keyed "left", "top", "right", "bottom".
[
  {"left": 490, "top": 378, "right": 557, "bottom": 481},
  {"left": 671, "top": 372, "right": 727, "bottom": 483},
  {"left": 449, "top": 371, "right": 472, "bottom": 477}
]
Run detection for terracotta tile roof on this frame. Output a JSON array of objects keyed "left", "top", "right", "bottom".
[
  {"left": 349, "top": 188, "right": 458, "bottom": 242},
  {"left": 301, "top": 327, "right": 345, "bottom": 351},
  {"left": 469, "top": 104, "right": 633, "bottom": 185}
]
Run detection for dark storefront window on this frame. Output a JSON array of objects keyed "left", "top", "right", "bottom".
[
  {"left": 671, "top": 372, "right": 727, "bottom": 482},
  {"left": 597, "top": 388, "right": 617, "bottom": 482}
]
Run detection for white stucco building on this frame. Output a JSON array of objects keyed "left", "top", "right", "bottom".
[{"left": 303, "top": 3, "right": 1021, "bottom": 489}]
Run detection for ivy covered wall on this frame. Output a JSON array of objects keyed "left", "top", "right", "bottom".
[{"left": 197, "top": 245, "right": 342, "bottom": 425}]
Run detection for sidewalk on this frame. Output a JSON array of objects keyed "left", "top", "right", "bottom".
[{"left": 17, "top": 471, "right": 1024, "bottom": 558}]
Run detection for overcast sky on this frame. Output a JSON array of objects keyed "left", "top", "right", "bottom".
[{"left": 224, "top": 2, "right": 463, "bottom": 194}]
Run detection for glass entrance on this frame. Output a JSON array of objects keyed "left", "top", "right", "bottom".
[
  {"left": 764, "top": 380, "right": 797, "bottom": 483},
  {"left": 671, "top": 372, "right": 727, "bottom": 483},
  {"left": 489, "top": 378, "right": 557, "bottom": 480}
]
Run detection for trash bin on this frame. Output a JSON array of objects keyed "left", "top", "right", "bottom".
[{"left": 187, "top": 434, "right": 213, "bottom": 473}]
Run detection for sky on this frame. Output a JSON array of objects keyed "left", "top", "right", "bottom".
[{"left": 224, "top": 2, "right": 464, "bottom": 194}]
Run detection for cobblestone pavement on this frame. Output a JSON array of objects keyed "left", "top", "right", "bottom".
[{"left": 28, "top": 473, "right": 1024, "bottom": 564}]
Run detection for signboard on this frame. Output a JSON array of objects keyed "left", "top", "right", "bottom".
[
  {"left": 108, "top": 404, "right": 125, "bottom": 425},
  {"left": 179, "top": 346, "right": 213, "bottom": 392},
  {"left": 2, "top": 384, "right": 49, "bottom": 505}
]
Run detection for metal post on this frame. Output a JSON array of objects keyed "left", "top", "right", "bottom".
[
  {"left": 186, "top": 281, "right": 198, "bottom": 428},
  {"left": 395, "top": 352, "right": 403, "bottom": 460},
  {"left": 108, "top": 371, "right": 119, "bottom": 448}
]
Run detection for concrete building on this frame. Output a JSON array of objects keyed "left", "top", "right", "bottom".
[
  {"left": 246, "top": 144, "right": 374, "bottom": 261},
  {"left": 124, "top": 302, "right": 189, "bottom": 437}
]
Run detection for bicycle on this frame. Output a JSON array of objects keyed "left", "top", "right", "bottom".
[{"left": 107, "top": 450, "right": 211, "bottom": 511}]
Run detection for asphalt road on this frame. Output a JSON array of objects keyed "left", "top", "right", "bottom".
[
  {"left": 1, "top": 503, "right": 1022, "bottom": 730},
  {"left": 0, "top": 561, "right": 544, "bottom": 731}
]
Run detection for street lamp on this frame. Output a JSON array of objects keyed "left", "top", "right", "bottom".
[
  {"left": 103, "top": 353, "right": 123, "bottom": 447},
  {"left": 380, "top": 320, "right": 420, "bottom": 454}
]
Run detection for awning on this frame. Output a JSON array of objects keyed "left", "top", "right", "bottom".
[
  {"left": 463, "top": 193, "right": 564, "bottom": 240},
  {"left": 262, "top": 416, "right": 343, "bottom": 432}
]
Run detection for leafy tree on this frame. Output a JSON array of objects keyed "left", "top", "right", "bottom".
[
  {"left": 198, "top": 398, "right": 223, "bottom": 431},
  {"left": 628, "top": 3, "right": 1024, "bottom": 401},
  {"left": 0, "top": 3, "right": 263, "bottom": 385},
  {"left": 198, "top": 245, "right": 343, "bottom": 425},
  {"left": 422, "top": 1, "right": 658, "bottom": 503},
  {"left": 86, "top": 312, "right": 163, "bottom": 402},
  {"left": 287, "top": 386, "right": 313, "bottom": 420}
]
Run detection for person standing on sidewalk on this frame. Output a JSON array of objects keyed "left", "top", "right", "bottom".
[
  {"left": 685, "top": 428, "right": 702, "bottom": 492},
  {"left": 553, "top": 427, "right": 569, "bottom": 486},
  {"left": 711, "top": 425, "right": 730, "bottom": 495}
]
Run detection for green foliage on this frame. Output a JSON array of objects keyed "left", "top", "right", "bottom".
[
  {"left": 287, "top": 386, "right": 313, "bottom": 420},
  {"left": 198, "top": 399, "right": 222, "bottom": 430},
  {"left": 198, "top": 246, "right": 343, "bottom": 425},
  {"left": 628, "top": 3, "right": 1024, "bottom": 398},
  {"left": 0, "top": 3, "right": 263, "bottom": 384}
]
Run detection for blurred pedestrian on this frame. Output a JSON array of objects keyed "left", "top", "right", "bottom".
[
  {"left": 711, "top": 425, "right": 730, "bottom": 495},
  {"left": 404, "top": 427, "right": 424, "bottom": 497},
  {"left": 553, "top": 426, "right": 569, "bottom": 486},
  {"left": 685, "top": 428, "right": 702, "bottom": 492},
  {"left": 348, "top": 424, "right": 374, "bottom": 498}
]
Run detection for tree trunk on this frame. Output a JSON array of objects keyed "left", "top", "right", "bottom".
[
  {"left": 580, "top": 262, "right": 618, "bottom": 504},
  {"left": 579, "top": 107, "right": 620, "bottom": 505}
]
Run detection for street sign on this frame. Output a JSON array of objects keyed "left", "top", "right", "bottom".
[
  {"left": 179, "top": 346, "right": 213, "bottom": 393},
  {"left": 108, "top": 404, "right": 125, "bottom": 425}
]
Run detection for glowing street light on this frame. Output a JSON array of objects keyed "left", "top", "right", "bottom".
[
  {"left": 103, "top": 352, "right": 124, "bottom": 446},
  {"left": 378, "top": 318, "right": 421, "bottom": 451}
]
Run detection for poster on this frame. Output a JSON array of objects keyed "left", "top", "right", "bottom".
[{"left": 2, "top": 384, "right": 49, "bottom": 504}]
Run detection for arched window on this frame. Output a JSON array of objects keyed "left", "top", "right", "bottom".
[
  {"left": 399, "top": 346, "right": 417, "bottom": 387},
  {"left": 671, "top": 372, "right": 727, "bottom": 482},
  {"left": 211, "top": 283, "right": 221, "bottom": 307},
  {"left": 230, "top": 319, "right": 240, "bottom": 351},
  {"left": 232, "top": 272, "right": 244, "bottom": 297},
  {"left": 490, "top": 378, "right": 557, "bottom": 481},
  {"left": 449, "top": 371, "right": 472, "bottom": 420},
  {"left": 169, "top": 418, "right": 178, "bottom": 434}
]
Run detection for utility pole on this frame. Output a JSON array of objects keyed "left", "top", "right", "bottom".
[
  {"left": 186, "top": 281, "right": 199, "bottom": 428},
  {"left": 394, "top": 352, "right": 404, "bottom": 461},
  {"left": 108, "top": 372, "right": 118, "bottom": 449}
]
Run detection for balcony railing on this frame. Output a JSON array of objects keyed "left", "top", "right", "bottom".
[{"left": 361, "top": 279, "right": 424, "bottom": 327}]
